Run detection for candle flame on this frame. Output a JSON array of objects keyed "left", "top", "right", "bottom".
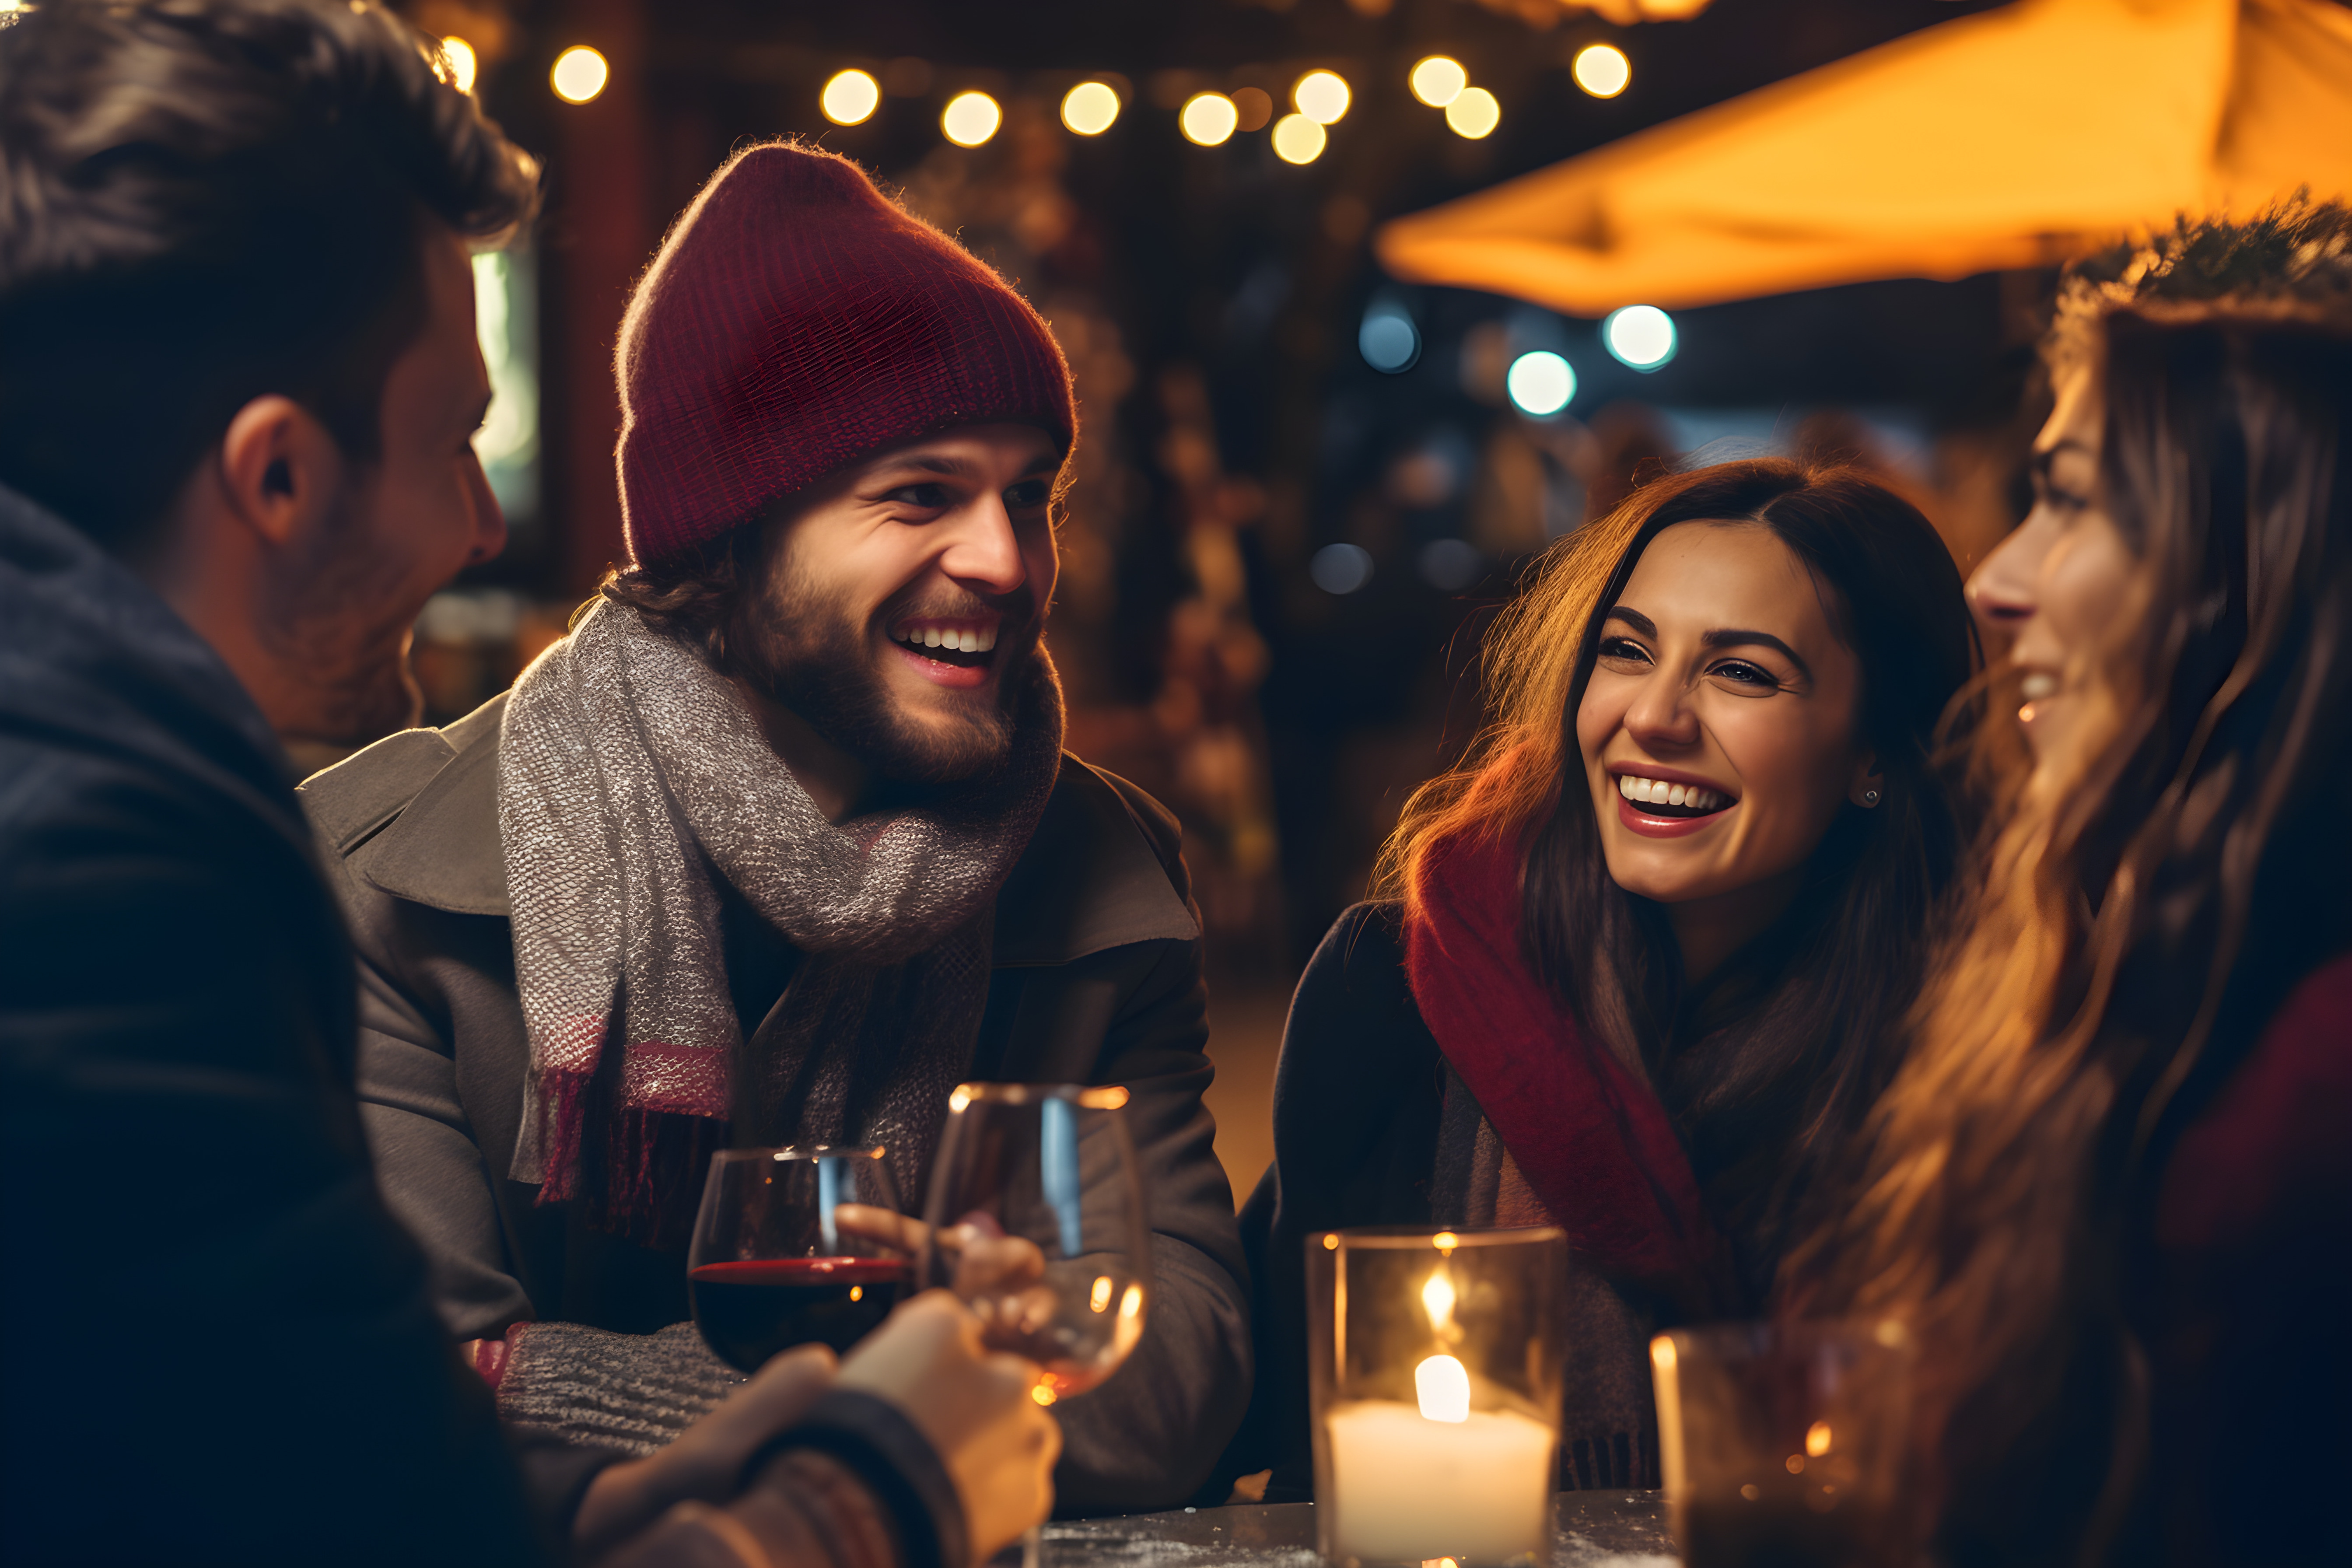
[
  {"left": 1414, "top": 1353, "right": 1470, "bottom": 1423},
  {"left": 1420, "top": 1268, "right": 1456, "bottom": 1334}
]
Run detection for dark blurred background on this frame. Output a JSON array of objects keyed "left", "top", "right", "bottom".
[{"left": 392, "top": 0, "right": 2052, "bottom": 1203}]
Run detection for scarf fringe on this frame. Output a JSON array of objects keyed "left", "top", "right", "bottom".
[{"left": 536, "top": 1067, "right": 726, "bottom": 1249}]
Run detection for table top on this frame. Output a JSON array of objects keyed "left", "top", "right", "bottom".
[{"left": 1043, "top": 1493, "right": 1677, "bottom": 1568}]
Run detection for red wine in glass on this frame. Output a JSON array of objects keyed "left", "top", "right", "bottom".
[
  {"left": 689, "top": 1256, "right": 909, "bottom": 1369},
  {"left": 689, "top": 1146, "right": 904, "bottom": 1374}
]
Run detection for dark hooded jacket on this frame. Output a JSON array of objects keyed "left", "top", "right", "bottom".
[
  {"left": 300, "top": 697, "right": 1253, "bottom": 1515},
  {"left": 0, "top": 484, "right": 604, "bottom": 1564}
]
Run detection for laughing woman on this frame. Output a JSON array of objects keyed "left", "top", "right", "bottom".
[
  {"left": 1790, "top": 205, "right": 2352, "bottom": 1568},
  {"left": 1229, "top": 461, "right": 1975, "bottom": 1497}
]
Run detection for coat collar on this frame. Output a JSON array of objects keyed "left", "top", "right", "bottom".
[{"left": 305, "top": 694, "right": 1198, "bottom": 967}]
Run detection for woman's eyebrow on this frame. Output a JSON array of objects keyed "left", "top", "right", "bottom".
[
  {"left": 1603, "top": 607, "right": 1656, "bottom": 637},
  {"left": 1701, "top": 627, "right": 1812, "bottom": 682}
]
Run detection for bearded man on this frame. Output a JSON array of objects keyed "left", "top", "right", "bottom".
[{"left": 304, "top": 144, "right": 1250, "bottom": 1513}]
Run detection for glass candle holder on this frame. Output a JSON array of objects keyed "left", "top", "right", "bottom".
[
  {"left": 1308, "top": 1226, "right": 1567, "bottom": 1568},
  {"left": 1649, "top": 1319, "right": 1915, "bottom": 1568}
]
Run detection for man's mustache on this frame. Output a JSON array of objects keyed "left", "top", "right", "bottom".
[{"left": 883, "top": 582, "right": 1042, "bottom": 635}]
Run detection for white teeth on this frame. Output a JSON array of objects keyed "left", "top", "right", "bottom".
[
  {"left": 921, "top": 627, "right": 943, "bottom": 648},
  {"left": 898, "top": 624, "right": 1001, "bottom": 656},
  {"left": 2020, "top": 672, "right": 2058, "bottom": 700},
  {"left": 1617, "top": 774, "right": 1726, "bottom": 812},
  {"left": 958, "top": 629, "right": 978, "bottom": 653},
  {"left": 976, "top": 627, "right": 996, "bottom": 651}
]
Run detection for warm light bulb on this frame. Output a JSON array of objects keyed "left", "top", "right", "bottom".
[
  {"left": 1806, "top": 1421, "right": 1834, "bottom": 1457},
  {"left": 821, "top": 69, "right": 881, "bottom": 126},
  {"left": 1573, "top": 43, "right": 1631, "bottom": 100},
  {"left": 1421, "top": 1269, "right": 1457, "bottom": 1333},
  {"left": 1089, "top": 1275, "right": 1114, "bottom": 1313},
  {"left": 550, "top": 46, "right": 609, "bottom": 105},
  {"left": 1061, "top": 80, "right": 1121, "bottom": 136},
  {"left": 439, "top": 37, "right": 478, "bottom": 94},
  {"left": 1408, "top": 56, "right": 1466, "bottom": 108},
  {"left": 942, "top": 90, "right": 1001, "bottom": 147},
  {"left": 1293, "top": 69, "right": 1350, "bottom": 125},
  {"left": 1444, "top": 87, "right": 1499, "bottom": 140},
  {"left": 1414, "top": 1354, "right": 1471, "bottom": 1424},
  {"left": 1179, "top": 92, "right": 1239, "bottom": 147},
  {"left": 1270, "top": 112, "right": 1326, "bottom": 165}
]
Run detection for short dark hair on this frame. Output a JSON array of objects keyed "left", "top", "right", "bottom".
[{"left": 0, "top": 0, "right": 540, "bottom": 549}]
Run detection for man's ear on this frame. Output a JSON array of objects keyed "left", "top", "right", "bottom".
[
  {"left": 1849, "top": 750, "right": 1886, "bottom": 808},
  {"left": 214, "top": 395, "right": 345, "bottom": 548}
]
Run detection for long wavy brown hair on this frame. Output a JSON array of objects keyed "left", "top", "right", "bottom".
[
  {"left": 1377, "top": 459, "right": 1976, "bottom": 1292},
  {"left": 1787, "top": 204, "right": 2352, "bottom": 1562}
]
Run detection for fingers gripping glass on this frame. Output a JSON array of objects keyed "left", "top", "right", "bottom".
[
  {"left": 917, "top": 1083, "right": 1152, "bottom": 1403},
  {"left": 688, "top": 1146, "right": 908, "bottom": 1373}
]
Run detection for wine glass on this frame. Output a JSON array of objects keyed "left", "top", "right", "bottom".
[
  {"left": 920, "top": 1083, "right": 1152, "bottom": 1565},
  {"left": 687, "top": 1145, "right": 907, "bottom": 1373}
]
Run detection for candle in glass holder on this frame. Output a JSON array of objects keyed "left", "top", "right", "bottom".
[{"left": 1309, "top": 1228, "right": 1566, "bottom": 1568}]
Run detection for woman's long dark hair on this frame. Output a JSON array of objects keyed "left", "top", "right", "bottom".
[
  {"left": 1791, "top": 204, "right": 2352, "bottom": 1564},
  {"left": 1382, "top": 459, "right": 1978, "bottom": 1292}
]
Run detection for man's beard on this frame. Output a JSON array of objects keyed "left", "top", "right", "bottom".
[{"left": 734, "top": 572, "right": 1040, "bottom": 787}]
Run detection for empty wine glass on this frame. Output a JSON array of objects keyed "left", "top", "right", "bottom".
[
  {"left": 919, "top": 1084, "right": 1152, "bottom": 1568},
  {"left": 687, "top": 1145, "right": 906, "bottom": 1373}
]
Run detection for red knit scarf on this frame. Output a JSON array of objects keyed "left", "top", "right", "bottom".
[{"left": 1403, "top": 828, "right": 1736, "bottom": 1320}]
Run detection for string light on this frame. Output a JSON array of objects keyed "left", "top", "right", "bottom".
[
  {"left": 1507, "top": 351, "right": 1575, "bottom": 416},
  {"left": 439, "top": 37, "right": 478, "bottom": 94},
  {"left": 1293, "top": 70, "right": 1351, "bottom": 125},
  {"left": 1573, "top": 44, "right": 1631, "bottom": 99},
  {"left": 941, "top": 90, "right": 1001, "bottom": 147},
  {"left": 1180, "top": 91, "right": 1239, "bottom": 147},
  {"left": 821, "top": 69, "right": 881, "bottom": 126},
  {"left": 1445, "top": 86, "right": 1500, "bottom": 140},
  {"left": 1061, "top": 80, "right": 1121, "bottom": 136},
  {"left": 550, "top": 46, "right": 609, "bottom": 105},
  {"left": 1603, "top": 305, "right": 1677, "bottom": 369},
  {"left": 1271, "top": 113, "right": 1327, "bottom": 164},
  {"left": 1408, "top": 56, "right": 1467, "bottom": 108}
]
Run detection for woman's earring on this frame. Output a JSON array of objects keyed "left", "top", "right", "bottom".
[{"left": 1862, "top": 789, "right": 1881, "bottom": 806}]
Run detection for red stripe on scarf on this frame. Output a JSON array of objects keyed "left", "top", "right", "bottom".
[{"left": 1403, "top": 828, "right": 1733, "bottom": 1319}]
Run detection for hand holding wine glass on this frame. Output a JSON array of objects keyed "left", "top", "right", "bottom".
[{"left": 916, "top": 1084, "right": 1152, "bottom": 1402}]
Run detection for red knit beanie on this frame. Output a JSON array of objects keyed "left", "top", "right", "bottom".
[{"left": 613, "top": 144, "right": 1076, "bottom": 566}]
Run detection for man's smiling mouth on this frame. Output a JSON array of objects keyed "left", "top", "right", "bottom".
[{"left": 889, "top": 617, "right": 1000, "bottom": 669}]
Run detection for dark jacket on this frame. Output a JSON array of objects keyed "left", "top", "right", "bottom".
[
  {"left": 0, "top": 486, "right": 603, "bottom": 1565},
  {"left": 300, "top": 697, "right": 1253, "bottom": 1515},
  {"left": 1229, "top": 901, "right": 1673, "bottom": 1502}
]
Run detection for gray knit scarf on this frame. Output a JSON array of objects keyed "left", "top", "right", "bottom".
[{"left": 499, "top": 596, "right": 1063, "bottom": 1242}]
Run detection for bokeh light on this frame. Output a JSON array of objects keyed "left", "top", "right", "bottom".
[
  {"left": 1506, "top": 351, "right": 1576, "bottom": 416},
  {"left": 821, "top": 69, "right": 881, "bottom": 126},
  {"left": 439, "top": 37, "right": 478, "bottom": 94},
  {"left": 1573, "top": 44, "right": 1632, "bottom": 99},
  {"left": 1061, "top": 81, "right": 1121, "bottom": 136},
  {"left": 550, "top": 46, "right": 609, "bottom": 105},
  {"left": 1311, "top": 543, "right": 1375, "bottom": 595},
  {"left": 1408, "top": 56, "right": 1467, "bottom": 108},
  {"left": 1293, "top": 70, "right": 1351, "bottom": 125},
  {"left": 1271, "top": 113, "right": 1327, "bottom": 165},
  {"left": 942, "top": 91, "right": 1002, "bottom": 147},
  {"left": 1445, "top": 86, "right": 1500, "bottom": 140},
  {"left": 1180, "top": 92, "right": 1239, "bottom": 147},
  {"left": 1603, "top": 304, "right": 1677, "bottom": 369},
  {"left": 1359, "top": 301, "right": 1421, "bottom": 373}
]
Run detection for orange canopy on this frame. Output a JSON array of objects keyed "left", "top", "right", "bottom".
[{"left": 1376, "top": 0, "right": 2352, "bottom": 314}]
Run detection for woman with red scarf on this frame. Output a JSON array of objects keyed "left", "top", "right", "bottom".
[{"left": 1227, "top": 459, "right": 1975, "bottom": 1498}]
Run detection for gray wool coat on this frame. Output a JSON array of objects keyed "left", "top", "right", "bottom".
[{"left": 299, "top": 695, "right": 1252, "bottom": 1515}]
